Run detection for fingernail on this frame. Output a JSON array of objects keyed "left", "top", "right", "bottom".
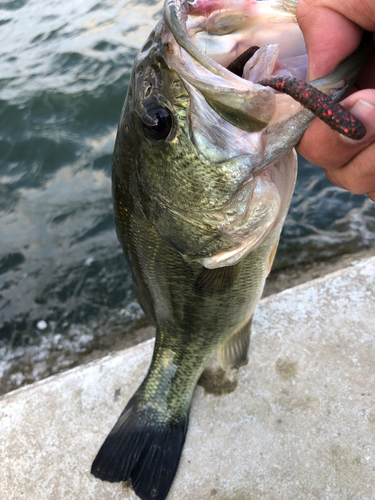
[{"left": 339, "top": 100, "right": 375, "bottom": 145}]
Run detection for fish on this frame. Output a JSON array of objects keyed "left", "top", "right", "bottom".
[{"left": 91, "top": 1, "right": 371, "bottom": 499}]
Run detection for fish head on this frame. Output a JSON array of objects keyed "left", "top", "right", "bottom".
[
  {"left": 118, "top": 22, "right": 251, "bottom": 263},
  {"left": 114, "top": 0, "right": 368, "bottom": 268}
]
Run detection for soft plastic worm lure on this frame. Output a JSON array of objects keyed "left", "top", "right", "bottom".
[
  {"left": 227, "top": 48, "right": 366, "bottom": 140},
  {"left": 257, "top": 76, "right": 366, "bottom": 140},
  {"left": 226, "top": 46, "right": 260, "bottom": 77}
]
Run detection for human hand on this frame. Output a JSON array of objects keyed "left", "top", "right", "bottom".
[{"left": 296, "top": 0, "right": 375, "bottom": 202}]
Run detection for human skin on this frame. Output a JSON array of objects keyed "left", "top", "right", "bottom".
[{"left": 296, "top": 0, "right": 375, "bottom": 202}]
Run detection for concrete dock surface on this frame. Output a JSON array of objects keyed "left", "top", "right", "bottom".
[{"left": 1, "top": 257, "right": 375, "bottom": 499}]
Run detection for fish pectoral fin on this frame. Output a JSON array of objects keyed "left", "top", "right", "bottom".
[
  {"left": 193, "top": 262, "right": 241, "bottom": 297},
  {"left": 91, "top": 394, "right": 188, "bottom": 500},
  {"left": 218, "top": 316, "right": 253, "bottom": 370}
]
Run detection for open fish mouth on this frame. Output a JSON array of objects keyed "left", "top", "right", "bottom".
[{"left": 164, "top": 0, "right": 369, "bottom": 139}]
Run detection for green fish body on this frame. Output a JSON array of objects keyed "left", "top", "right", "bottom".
[{"left": 91, "top": 1, "right": 371, "bottom": 499}]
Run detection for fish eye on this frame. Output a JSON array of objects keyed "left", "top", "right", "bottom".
[{"left": 141, "top": 105, "right": 172, "bottom": 141}]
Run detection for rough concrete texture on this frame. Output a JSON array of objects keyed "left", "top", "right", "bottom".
[{"left": 1, "top": 257, "right": 375, "bottom": 500}]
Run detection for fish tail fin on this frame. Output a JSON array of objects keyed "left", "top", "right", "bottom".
[{"left": 91, "top": 394, "right": 189, "bottom": 500}]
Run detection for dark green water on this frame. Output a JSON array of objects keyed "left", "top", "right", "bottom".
[{"left": 1, "top": 0, "right": 374, "bottom": 394}]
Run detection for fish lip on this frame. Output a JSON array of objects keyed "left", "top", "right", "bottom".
[
  {"left": 164, "top": 0, "right": 264, "bottom": 85},
  {"left": 162, "top": 0, "right": 300, "bottom": 133}
]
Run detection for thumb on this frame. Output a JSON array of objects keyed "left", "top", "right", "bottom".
[{"left": 296, "top": 1, "right": 362, "bottom": 81}]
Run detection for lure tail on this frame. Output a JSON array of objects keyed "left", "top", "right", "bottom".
[{"left": 91, "top": 393, "right": 189, "bottom": 500}]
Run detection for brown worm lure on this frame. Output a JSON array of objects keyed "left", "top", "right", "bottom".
[
  {"left": 257, "top": 76, "right": 366, "bottom": 140},
  {"left": 226, "top": 46, "right": 260, "bottom": 77},
  {"left": 227, "top": 48, "right": 366, "bottom": 140}
]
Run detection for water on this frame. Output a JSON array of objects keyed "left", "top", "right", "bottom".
[{"left": 1, "top": 0, "right": 374, "bottom": 394}]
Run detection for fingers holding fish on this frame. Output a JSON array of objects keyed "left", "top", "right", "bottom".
[
  {"left": 297, "top": 89, "right": 375, "bottom": 169},
  {"left": 297, "top": 91, "right": 375, "bottom": 201},
  {"left": 296, "top": 0, "right": 375, "bottom": 202},
  {"left": 296, "top": 0, "right": 375, "bottom": 82},
  {"left": 315, "top": 91, "right": 375, "bottom": 201},
  {"left": 324, "top": 148, "right": 375, "bottom": 202}
]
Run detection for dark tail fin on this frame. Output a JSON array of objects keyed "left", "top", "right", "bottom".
[{"left": 91, "top": 395, "right": 189, "bottom": 500}]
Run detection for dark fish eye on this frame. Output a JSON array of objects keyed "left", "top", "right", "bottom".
[{"left": 141, "top": 105, "right": 172, "bottom": 141}]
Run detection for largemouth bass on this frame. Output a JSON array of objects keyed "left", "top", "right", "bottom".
[{"left": 91, "top": 1, "right": 371, "bottom": 498}]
